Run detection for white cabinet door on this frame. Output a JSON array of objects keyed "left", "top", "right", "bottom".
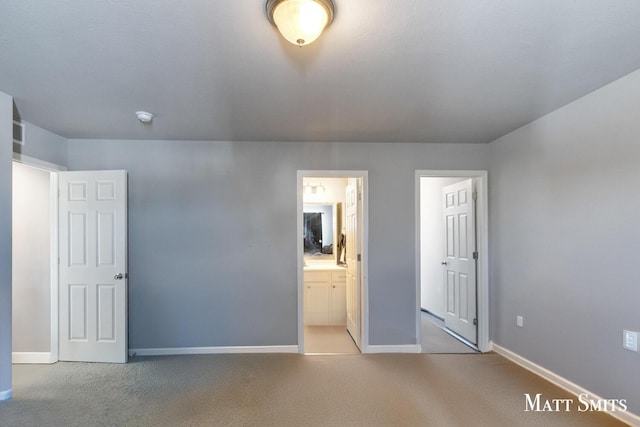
[
  {"left": 304, "top": 271, "right": 331, "bottom": 325},
  {"left": 330, "top": 271, "right": 346, "bottom": 325},
  {"left": 59, "top": 170, "right": 128, "bottom": 363},
  {"left": 330, "top": 282, "right": 346, "bottom": 325},
  {"left": 305, "top": 282, "right": 330, "bottom": 325}
]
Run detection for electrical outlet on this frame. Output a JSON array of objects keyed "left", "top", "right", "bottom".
[
  {"left": 516, "top": 316, "right": 524, "bottom": 328},
  {"left": 623, "top": 330, "right": 638, "bottom": 352}
]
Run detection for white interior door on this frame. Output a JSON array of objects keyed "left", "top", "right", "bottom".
[
  {"left": 59, "top": 170, "right": 128, "bottom": 363},
  {"left": 442, "top": 179, "right": 477, "bottom": 344},
  {"left": 345, "top": 178, "right": 361, "bottom": 349}
]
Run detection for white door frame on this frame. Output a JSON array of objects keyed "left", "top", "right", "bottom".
[
  {"left": 297, "top": 170, "right": 369, "bottom": 353},
  {"left": 12, "top": 153, "right": 66, "bottom": 363},
  {"left": 415, "top": 170, "right": 490, "bottom": 353}
]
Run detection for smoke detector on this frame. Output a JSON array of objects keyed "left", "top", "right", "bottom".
[{"left": 136, "top": 111, "right": 153, "bottom": 123}]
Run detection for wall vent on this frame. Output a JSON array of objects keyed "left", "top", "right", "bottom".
[{"left": 13, "top": 120, "right": 24, "bottom": 145}]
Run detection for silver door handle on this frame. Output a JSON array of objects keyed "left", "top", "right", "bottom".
[
  {"left": 114, "top": 273, "right": 124, "bottom": 280},
  {"left": 441, "top": 261, "right": 448, "bottom": 265}
]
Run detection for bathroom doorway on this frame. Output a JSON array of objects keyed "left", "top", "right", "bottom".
[{"left": 297, "top": 171, "right": 368, "bottom": 354}]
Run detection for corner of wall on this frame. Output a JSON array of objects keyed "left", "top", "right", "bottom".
[{"left": 0, "top": 90, "right": 14, "bottom": 400}]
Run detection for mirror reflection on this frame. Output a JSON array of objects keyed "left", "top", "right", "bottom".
[
  {"left": 303, "top": 204, "right": 334, "bottom": 256},
  {"left": 302, "top": 177, "right": 347, "bottom": 265}
]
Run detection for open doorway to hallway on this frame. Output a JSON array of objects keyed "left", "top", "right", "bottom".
[
  {"left": 416, "top": 171, "right": 490, "bottom": 353},
  {"left": 297, "top": 171, "right": 368, "bottom": 355},
  {"left": 11, "top": 157, "right": 62, "bottom": 365}
]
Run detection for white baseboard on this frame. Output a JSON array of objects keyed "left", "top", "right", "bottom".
[
  {"left": 12, "top": 352, "right": 57, "bottom": 364},
  {"left": 129, "top": 345, "right": 299, "bottom": 357},
  {"left": 0, "top": 388, "right": 12, "bottom": 401},
  {"left": 366, "top": 344, "right": 422, "bottom": 354},
  {"left": 491, "top": 342, "right": 640, "bottom": 426}
]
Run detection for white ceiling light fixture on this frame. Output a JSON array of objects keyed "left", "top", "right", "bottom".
[
  {"left": 136, "top": 111, "right": 153, "bottom": 123},
  {"left": 304, "top": 184, "right": 325, "bottom": 195},
  {"left": 266, "top": 0, "right": 334, "bottom": 47}
]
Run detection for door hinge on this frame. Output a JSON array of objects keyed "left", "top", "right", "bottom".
[
  {"left": 357, "top": 253, "right": 361, "bottom": 262},
  {"left": 357, "top": 192, "right": 362, "bottom": 201},
  {"left": 473, "top": 318, "right": 478, "bottom": 326},
  {"left": 473, "top": 251, "right": 478, "bottom": 260},
  {"left": 472, "top": 191, "right": 478, "bottom": 201}
]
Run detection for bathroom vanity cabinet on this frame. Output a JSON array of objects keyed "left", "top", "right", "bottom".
[{"left": 304, "top": 268, "right": 346, "bottom": 325}]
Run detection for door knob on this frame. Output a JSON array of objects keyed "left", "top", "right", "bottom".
[
  {"left": 114, "top": 273, "right": 124, "bottom": 280},
  {"left": 441, "top": 261, "right": 448, "bottom": 266}
]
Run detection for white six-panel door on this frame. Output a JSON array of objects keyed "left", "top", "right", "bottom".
[
  {"left": 442, "top": 178, "right": 477, "bottom": 344},
  {"left": 346, "top": 178, "right": 361, "bottom": 350},
  {"left": 59, "top": 171, "right": 128, "bottom": 363}
]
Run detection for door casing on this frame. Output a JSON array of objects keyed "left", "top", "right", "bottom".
[
  {"left": 297, "top": 170, "right": 369, "bottom": 353},
  {"left": 12, "top": 153, "right": 66, "bottom": 364},
  {"left": 415, "top": 170, "right": 490, "bottom": 353}
]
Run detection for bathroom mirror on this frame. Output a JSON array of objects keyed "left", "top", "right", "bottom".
[{"left": 303, "top": 203, "right": 342, "bottom": 261}]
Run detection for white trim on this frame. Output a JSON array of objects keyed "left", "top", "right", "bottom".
[
  {"left": 129, "top": 346, "right": 299, "bottom": 357},
  {"left": 366, "top": 345, "right": 422, "bottom": 354},
  {"left": 492, "top": 343, "right": 640, "bottom": 426},
  {"left": 297, "top": 173, "right": 304, "bottom": 353},
  {"left": 12, "top": 153, "right": 67, "bottom": 172},
  {"left": 49, "top": 172, "right": 59, "bottom": 363},
  {"left": 0, "top": 389, "right": 11, "bottom": 401},
  {"left": 304, "top": 352, "right": 362, "bottom": 356},
  {"left": 415, "top": 170, "right": 490, "bottom": 353},
  {"left": 12, "top": 352, "right": 56, "bottom": 364},
  {"left": 361, "top": 174, "right": 370, "bottom": 353},
  {"left": 297, "top": 171, "right": 369, "bottom": 354}
]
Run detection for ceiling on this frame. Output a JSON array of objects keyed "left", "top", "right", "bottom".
[{"left": 1, "top": 1, "right": 639, "bottom": 144}]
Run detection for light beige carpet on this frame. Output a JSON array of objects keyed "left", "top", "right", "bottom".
[
  {"left": 304, "top": 325, "right": 359, "bottom": 354},
  {"left": 420, "top": 311, "right": 478, "bottom": 354},
  {"left": 1, "top": 353, "right": 629, "bottom": 426}
]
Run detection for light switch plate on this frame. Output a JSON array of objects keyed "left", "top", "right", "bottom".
[
  {"left": 623, "top": 330, "right": 638, "bottom": 352},
  {"left": 516, "top": 316, "right": 524, "bottom": 328}
]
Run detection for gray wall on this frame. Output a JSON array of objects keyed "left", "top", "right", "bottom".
[
  {"left": 489, "top": 70, "right": 640, "bottom": 413},
  {"left": 12, "top": 163, "right": 51, "bottom": 352},
  {"left": 0, "top": 91, "right": 13, "bottom": 397},
  {"left": 13, "top": 121, "right": 68, "bottom": 167},
  {"left": 67, "top": 140, "right": 489, "bottom": 348}
]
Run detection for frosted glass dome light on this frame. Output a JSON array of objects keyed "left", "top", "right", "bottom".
[{"left": 267, "top": 0, "right": 334, "bottom": 46}]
